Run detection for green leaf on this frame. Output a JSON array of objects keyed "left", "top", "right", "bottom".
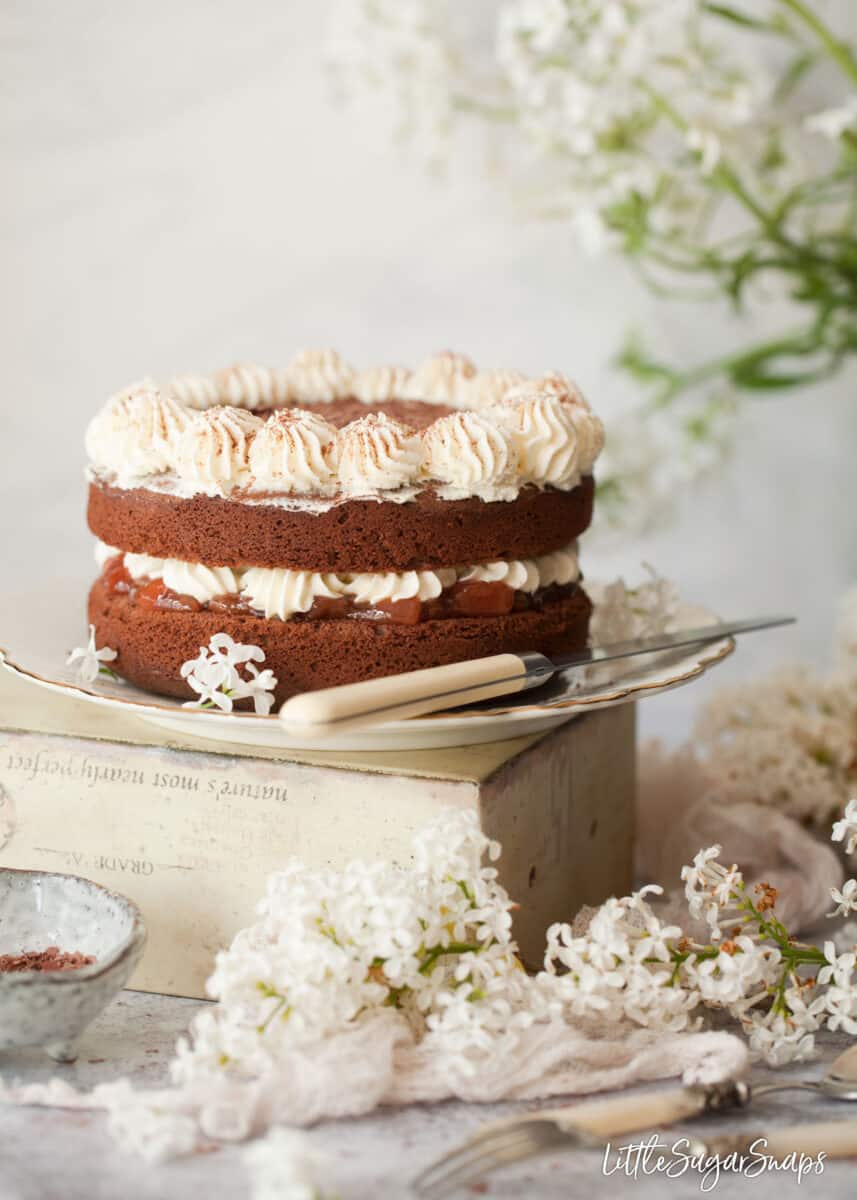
[
  {"left": 759, "top": 131, "right": 788, "bottom": 173},
  {"left": 774, "top": 49, "right": 819, "bottom": 101},
  {"left": 614, "top": 334, "right": 676, "bottom": 384},
  {"left": 729, "top": 363, "right": 832, "bottom": 389},
  {"left": 702, "top": 3, "right": 778, "bottom": 32}
]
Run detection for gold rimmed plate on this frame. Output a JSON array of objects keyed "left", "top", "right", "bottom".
[{"left": 0, "top": 599, "right": 733, "bottom": 751}]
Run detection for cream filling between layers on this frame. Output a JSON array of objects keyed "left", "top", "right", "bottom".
[{"left": 96, "top": 542, "right": 580, "bottom": 620}]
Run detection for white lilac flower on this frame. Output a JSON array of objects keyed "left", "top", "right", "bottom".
[
  {"left": 821, "top": 984, "right": 857, "bottom": 1036},
  {"left": 208, "top": 632, "right": 265, "bottom": 666},
  {"left": 232, "top": 662, "right": 279, "bottom": 716},
  {"left": 104, "top": 1092, "right": 200, "bottom": 1164},
  {"left": 569, "top": 207, "right": 616, "bottom": 256},
  {"left": 180, "top": 634, "right": 277, "bottom": 714},
  {"left": 686, "top": 937, "right": 780, "bottom": 1007},
  {"left": 175, "top": 805, "right": 744, "bottom": 1115},
  {"left": 686, "top": 127, "right": 721, "bottom": 174},
  {"left": 607, "top": 953, "right": 700, "bottom": 1032},
  {"left": 627, "top": 887, "right": 683, "bottom": 963},
  {"left": 181, "top": 652, "right": 236, "bottom": 711},
  {"left": 330, "top": 0, "right": 773, "bottom": 250},
  {"left": 244, "top": 1127, "right": 325, "bottom": 1200},
  {"left": 27, "top": 800, "right": 857, "bottom": 1159},
  {"left": 805, "top": 96, "right": 857, "bottom": 140},
  {"left": 744, "top": 1003, "right": 820, "bottom": 1067},
  {"left": 66, "top": 624, "right": 118, "bottom": 684},
  {"left": 814, "top": 942, "right": 857, "bottom": 1034},
  {"left": 591, "top": 392, "right": 736, "bottom": 538},
  {"left": 544, "top": 889, "right": 703, "bottom": 1032},
  {"left": 830, "top": 878, "right": 857, "bottom": 920},
  {"left": 832, "top": 800, "right": 857, "bottom": 857},
  {"left": 327, "top": 1, "right": 857, "bottom": 539},
  {"left": 680, "top": 845, "right": 744, "bottom": 938},
  {"left": 326, "top": 0, "right": 459, "bottom": 164},
  {"left": 170, "top": 810, "right": 530, "bottom": 1091},
  {"left": 588, "top": 567, "right": 681, "bottom": 645},
  {"left": 817, "top": 941, "right": 856, "bottom": 989},
  {"left": 691, "top": 647, "right": 857, "bottom": 830}
]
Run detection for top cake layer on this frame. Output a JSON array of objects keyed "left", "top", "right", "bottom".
[{"left": 84, "top": 349, "right": 604, "bottom": 507}]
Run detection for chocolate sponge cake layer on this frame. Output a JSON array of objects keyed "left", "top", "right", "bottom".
[
  {"left": 89, "top": 576, "right": 592, "bottom": 704},
  {"left": 87, "top": 476, "right": 595, "bottom": 572}
]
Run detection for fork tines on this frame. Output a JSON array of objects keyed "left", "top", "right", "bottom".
[{"left": 413, "top": 1117, "right": 586, "bottom": 1198}]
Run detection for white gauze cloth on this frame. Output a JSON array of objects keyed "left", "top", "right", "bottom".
[{"left": 0, "top": 1012, "right": 747, "bottom": 1160}]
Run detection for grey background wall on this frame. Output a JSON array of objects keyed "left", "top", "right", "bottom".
[{"left": 3, "top": 2, "right": 855, "bottom": 741}]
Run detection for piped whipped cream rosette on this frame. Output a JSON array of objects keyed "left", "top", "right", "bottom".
[
  {"left": 84, "top": 382, "right": 191, "bottom": 477},
  {"left": 83, "top": 349, "right": 602, "bottom": 705},
  {"left": 248, "top": 409, "right": 340, "bottom": 495},
  {"left": 84, "top": 349, "right": 603, "bottom": 502},
  {"left": 336, "top": 412, "right": 423, "bottom": 496},
  {"left": 420, "top": 411, "right": 518, "bottom": 501}
]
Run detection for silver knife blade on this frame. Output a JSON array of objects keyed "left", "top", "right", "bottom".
[
  {"left": 474, "top": 614, "right": 796, "bottom": 703},
  {"left": 546, "top": 614, "right": 795, "bottom": 676},
  {"left": 279, "top": 614, "right": 796, "bottom": 731}
]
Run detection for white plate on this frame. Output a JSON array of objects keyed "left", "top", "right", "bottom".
[{"left": 1, "top": 599, "right": 733, "bottom": 751}]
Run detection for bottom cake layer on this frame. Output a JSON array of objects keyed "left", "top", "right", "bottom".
[{"left": 88, "top": 576, "right": 592, "bottom": 705}]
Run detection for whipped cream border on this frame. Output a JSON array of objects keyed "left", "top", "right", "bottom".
[
  {"left": 96, "top": 541, "right": 581, "bottom": 621},
  {"left": 85, "top": 350, "right": 604, "bottom": 505}
]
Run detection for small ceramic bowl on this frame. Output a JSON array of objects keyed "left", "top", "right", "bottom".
[{"left": 0, "top": 868, "right": 146, "bottom": 1062}]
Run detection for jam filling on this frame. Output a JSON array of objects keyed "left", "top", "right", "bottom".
[{"left": 102, "top": 557, "right": 577, "bottom": 625}]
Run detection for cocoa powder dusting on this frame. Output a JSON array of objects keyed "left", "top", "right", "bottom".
[{"left": 0, "top": 946, "right": 96, "bottom": 973}]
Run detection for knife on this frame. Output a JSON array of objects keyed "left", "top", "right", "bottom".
[
  {"left": 684, "top": 1118, "right": 857, "bottom": 1162},
  {"left": 279, "top": 614, "right": 794, "bottom": 735}
]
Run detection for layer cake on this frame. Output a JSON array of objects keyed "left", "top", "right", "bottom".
[{"left": 84, "top": 351, "right": 604, "bottom": 705}]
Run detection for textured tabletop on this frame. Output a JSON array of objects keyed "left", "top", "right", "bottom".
[{"left": 0, "top": 991, "right": 854, "bottom": 1199}]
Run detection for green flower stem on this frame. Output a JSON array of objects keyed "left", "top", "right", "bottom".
[
  {"left": 703, "top": 3, "right": 793, "bottom": 37},
  {"left": 418, "top": 941, "right": 485, "bottom": 975},
  {"left": 733, "top": 885, "right": 829, "bottom": 978},
  {"left": 713, "top": 162, "right": 781, "bottom": 238},
  {"left": 453, "top": 878, "right": 476, "bottom": 906},
  {"left": 640, "top": 82, "right": 810, "bottom": 265},
  {"left": 636, "top": 79, "right": 857, "bottom": 313},
  {"left": 776, "top": 0, "right": 857, "bottom": 88},
  {"left": 255, "top": 985, "right": 292, "bottom": 1034},
  {"left": 452, "top": 95, "right": 517, "bottom": 122},
  {"left": 643, "top": 323, "right": 834, "bottom": 405},
  {"left": 199, "top": 687, "right": 236, "bottom": 710},
  {"left": 658, "top": 878, "right": 831, "bottom": 1016}
]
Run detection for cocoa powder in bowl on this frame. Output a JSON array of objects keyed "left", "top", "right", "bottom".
[{"left": 0, "top": 946, "right": 96, "bottom": 973}]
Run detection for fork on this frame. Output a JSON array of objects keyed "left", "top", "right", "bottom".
[
  {"left": 416, "top": 1113, "right": 857, "bottom": 1198},
  {"left": 415, "top": 1043, "right": 857, "bottom": 1196},
  {"left": 413, "top": 1080, "right": 748, "bottom": 1198}
]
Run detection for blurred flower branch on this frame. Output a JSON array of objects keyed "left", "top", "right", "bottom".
[
  {"left": 615, "top": 3, "right": 857, "bottom": 404},
  {"left": 329, "top": 0, "right": 857, "bottom": 527}
]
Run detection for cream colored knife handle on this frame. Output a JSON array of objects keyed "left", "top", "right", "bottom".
[
  {"left": 279, "top": 653, "right": 532, "bottom": 735},
  {"left": 543, "top": 1087, "right": 712, "bottom": 1138},
  {"left": 705, "top": 1120, "right": 857, "bottom": 1161}
]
